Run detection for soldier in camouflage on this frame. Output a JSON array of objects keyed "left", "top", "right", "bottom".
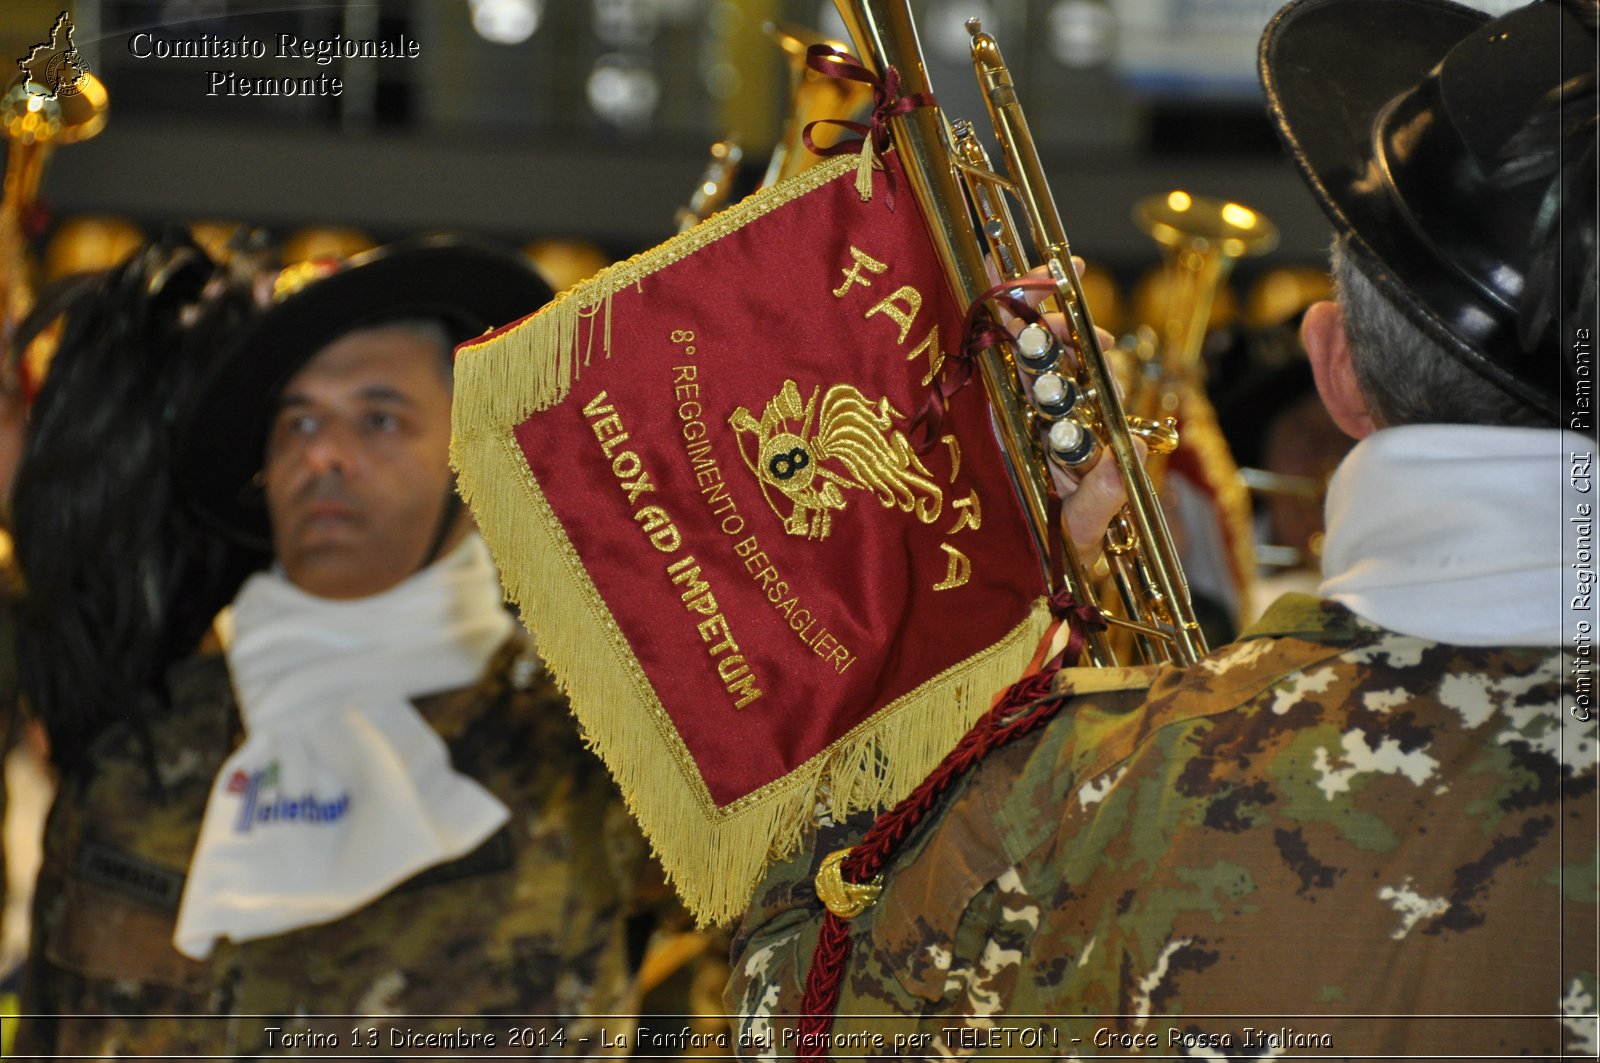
[
  {"left": 15, "top": 238, "right": 664, "bottom": 1059},
  {"left": 726, "top": 0, "right": 1598, "bottom": 1056},
  {"left": 21, "top": 626, "right": 649, "bottom": 1058},
  {"left": 732, "top": 599, "right": 1593, "bottom": 1055}
]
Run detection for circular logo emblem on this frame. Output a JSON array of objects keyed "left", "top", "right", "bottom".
[
  {"left": 760, "top": 433, "right": 815, "bottom": 491},
  {"left": 44, "top": 49, "right": 89, "bottom": 98}
]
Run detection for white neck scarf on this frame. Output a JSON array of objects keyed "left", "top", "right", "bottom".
[
  {"left": 174, "top": 534, "right": 514, "bottom": 960},
  {"left": 1318, "top": 424, "right": 1587, "bottom": 647}
]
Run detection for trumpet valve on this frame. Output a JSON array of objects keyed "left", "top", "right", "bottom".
[
  {"left": 1031, "top": 370, "right": 1079, "bottom": 419},
  {"left": 1046, "top": 418, "right": 1096, "bottom": 468},
  {"left": 1014, "top": 321, "right": 1059, "bottom": 373}
]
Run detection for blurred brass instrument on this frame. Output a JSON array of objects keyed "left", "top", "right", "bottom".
[
  {"left": 832, "top": 0, "right": 1203, "bottom": 666},
  {"left": 759, "top": 23, "right": 873, "bottom": 190},
  {"left": 675, "top": 24, "right": 871, "bottom": 231},
  {"left": 675, "top": 139, "right": 744, "bottom": 232},
  {"left": 2, "top": 69, "right": 109, "bottom": 365},
  {"left": 1127, "top": 192, "right": 1278, "bottom": 625}
]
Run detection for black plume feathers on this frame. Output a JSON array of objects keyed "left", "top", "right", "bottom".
[{"left": 11, "top": 231, "right": 265, "bottom": 780}]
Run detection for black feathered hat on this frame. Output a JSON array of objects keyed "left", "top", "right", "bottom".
[
  {"left": 179, "top": 234, "right": 553, "bottom": 547},
  {"left": 1259, "top": 0, "right": 1597, "bottom": 420}
]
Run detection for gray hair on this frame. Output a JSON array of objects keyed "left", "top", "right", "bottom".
[{"left": 1330, "top": 238, "right": 1551, "bottom": 429}]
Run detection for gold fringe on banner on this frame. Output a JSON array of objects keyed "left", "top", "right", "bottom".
[
  {"left": 456, "top": 424, "right": 1048, "bottom": 922},
  {"left": 451, "top": 153, "right": 1051, "bottom": 924},
  {"left": 454, "top": 155, "right": 857, "bottom": 434}
]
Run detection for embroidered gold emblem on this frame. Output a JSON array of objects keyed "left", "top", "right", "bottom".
[
  {"left": 730, "top": 379, "right": 943, "bottom": 540},
  {"left": 815, "top": 848, "right": 883, "bottom": 918}
]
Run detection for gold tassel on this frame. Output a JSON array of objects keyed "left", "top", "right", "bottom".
[
  {"left": 454, "top": 154, "right": 857, "bottom": 443},
  {"left": 855, "top": 137, "right": 877, "bottom": 202}
]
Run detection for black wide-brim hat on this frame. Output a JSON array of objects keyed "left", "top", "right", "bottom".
[
  {"left": 180, "top": 235, "right": 554, "bottom": 547},
  {"left": 1260, "top": 0, "right": 1596, "bottom": 420}
]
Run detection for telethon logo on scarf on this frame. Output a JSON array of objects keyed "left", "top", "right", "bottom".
[
  {"left": 451, "top": 153, "right": 1049, "bottom": 923},
  {"left": 225, "top": 759, "right": 350, "bottom": 834}
]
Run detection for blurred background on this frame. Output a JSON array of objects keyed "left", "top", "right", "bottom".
[{"left": 2, "top": 0, "right": 1517, "bottom": 270}]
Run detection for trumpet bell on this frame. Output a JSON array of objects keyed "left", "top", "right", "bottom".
[
  {"left": 3, "top": 72, "right": 108, "bottom": 148},
  {"left": 1135, "top": 191, "right": 1279, "bottom": 261}
]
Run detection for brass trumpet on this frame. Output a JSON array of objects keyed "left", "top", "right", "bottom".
[{"left": 832, "top": 0, "right": 1204, "bottom": 665}]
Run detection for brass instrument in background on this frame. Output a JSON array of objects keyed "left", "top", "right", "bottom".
[
  {"left": 759, "top": 23, "right": 874, "bottom": 190},
  {"left": 1, "top": 71, "right": 110, "bottom": 395},
  {"left": 675, "top": 138, "right": 744, "bottom": 232},
  {"left": 1, "top": 71, "right": 109, "bottom": 344},
  {"left": 1130, "top": 192, "right": 1278, "bottom": 419},
  {"left": 833, "top": 0, "right": 1204, "bottom": 666},
  {"left": 674, "top": 23, "right": 871, "bottom": 231},
  {"left": 1126, "top": 192, "right": 1278, "bottom": 627}
]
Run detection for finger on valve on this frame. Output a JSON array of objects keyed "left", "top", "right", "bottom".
[
  {"left": 990, "top": 257, "right": 1138, "bottom": 562},
  {"left": 1055, "top": 434, "right": 1147, "bottom": 564}
]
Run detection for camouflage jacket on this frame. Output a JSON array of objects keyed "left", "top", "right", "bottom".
[
  {"left": 727, "top": 595, "right": 1598, "bottom": 1058},
  {"left": 16, "top": 632, "right": 656, "bottom": 1060}
]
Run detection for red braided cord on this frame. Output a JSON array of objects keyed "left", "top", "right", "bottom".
[
  {"left": 845, "top": 671, "right": 1056, "bottom": 880},
  {"left": 797, "top": 913, "right": 852, "bottom": 1056},
  {"left": 795, "top": 667, "right": 1067, "bottom": 1060}
]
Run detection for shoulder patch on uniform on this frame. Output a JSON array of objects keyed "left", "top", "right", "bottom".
[{"left": 78, "top": 839, "right": 187, "bottom": 911}]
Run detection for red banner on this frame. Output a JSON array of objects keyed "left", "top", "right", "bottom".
[{"left": 453, "top": 154, "right": 1049, "bottom": 922}]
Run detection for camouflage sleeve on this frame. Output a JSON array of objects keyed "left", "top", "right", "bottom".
[
  {"left": 728, "top": 621, "right": 1598, "bottom": 1059},
  {"left": 12, "top": 653, "right": 229, "bottom": 1059}
]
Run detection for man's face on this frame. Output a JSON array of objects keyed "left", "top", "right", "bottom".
[{"left": 263, "top": 322, "right": 460, "bottom": 599}]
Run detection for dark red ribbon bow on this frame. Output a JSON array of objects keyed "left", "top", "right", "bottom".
[
  {"left": 800, "top": 44, "right": 935, "bottom": 210},
  {"left": 1047, "top": 587, "right": 1109, "bottom": 668}
]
